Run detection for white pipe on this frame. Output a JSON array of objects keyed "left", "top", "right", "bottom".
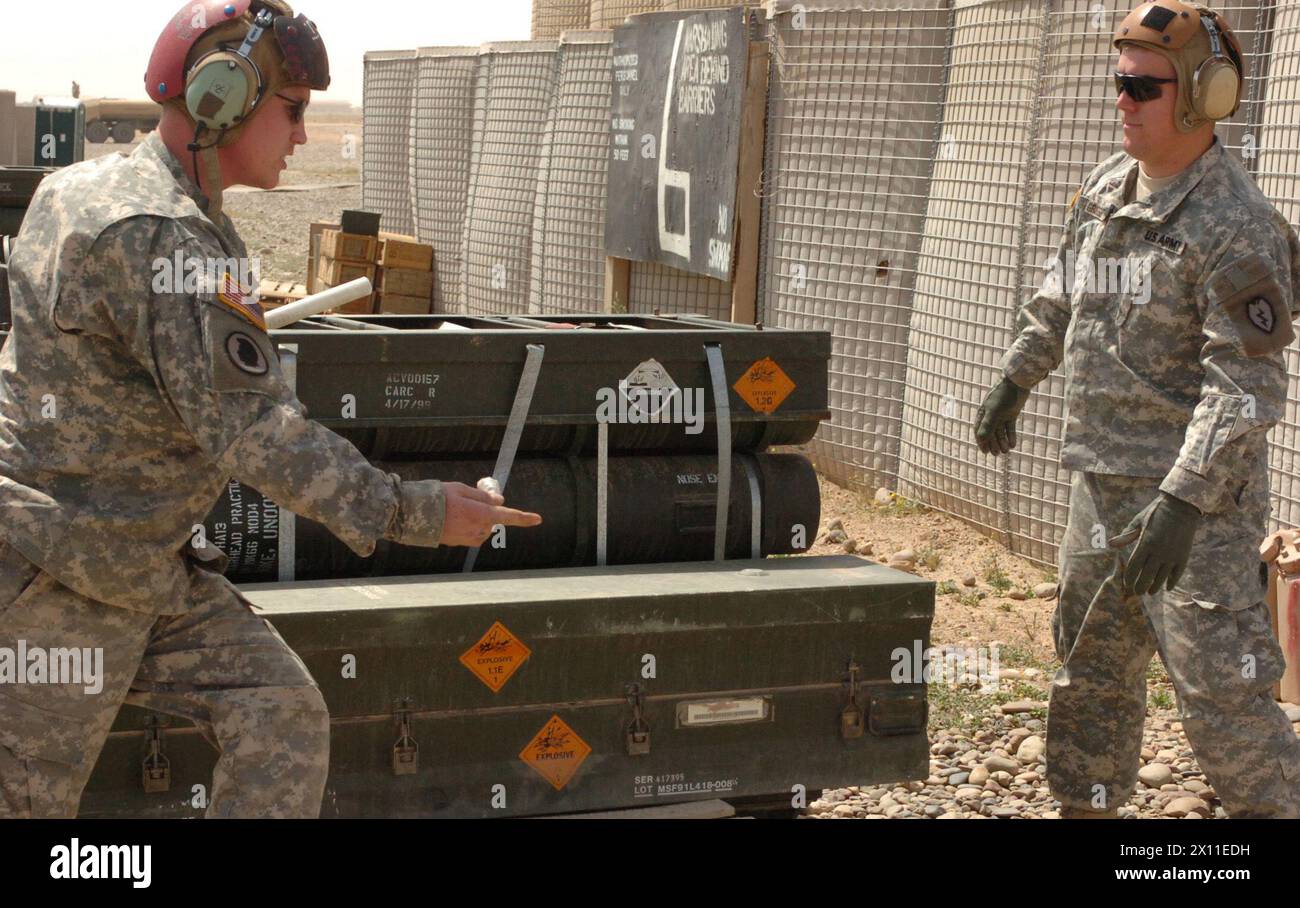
[{"left": 265, "top": 278, "right": 373, "bottom": 330}]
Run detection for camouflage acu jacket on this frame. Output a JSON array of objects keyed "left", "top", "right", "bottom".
[
  {"left": 0, "top": 133, "right": 444, "bottom": 613},
  {"left": 1000, "top": 138, "right": 1300, "bottom": 515}
]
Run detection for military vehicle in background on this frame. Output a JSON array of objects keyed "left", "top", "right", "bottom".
[{"left": 82, "top": 98, "right": 160, "bottom": 144}]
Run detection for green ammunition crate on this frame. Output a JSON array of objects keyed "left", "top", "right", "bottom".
[{"left": 78, "top": 556, "right": 933, "bottom": 818}]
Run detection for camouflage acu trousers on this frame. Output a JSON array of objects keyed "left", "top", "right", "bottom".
[
  {"left": 1048, "top": 471, "right": 1300, "bottom": 818},
  {"left": 0, "top": 541, "right": 330, "bottom": 818}
]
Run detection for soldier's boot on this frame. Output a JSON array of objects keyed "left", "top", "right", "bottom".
[{"left": 1059, "top": 805, "right": 1119, "bottom": 819}]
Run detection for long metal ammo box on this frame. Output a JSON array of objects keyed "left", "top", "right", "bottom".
[
  {"left": 78, "top": 556, "right": 933, "bottom": 818},
  {"left": 271, "top": 313, "right": 830, "bottom": 456}
]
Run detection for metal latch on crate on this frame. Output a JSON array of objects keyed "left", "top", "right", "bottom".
[
  {"left": 392, "top": 700, "right": 418, "bottom": 775},
  {"left": 625, "top": 683, "right": 651, "bottom": 756},
  {"left": 141, "top": 715, "right": 171, "bottom": 793},
  {"left": 840, "top": 660, "right": 864, "bottom": 740}
]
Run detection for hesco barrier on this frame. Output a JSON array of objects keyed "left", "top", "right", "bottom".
[
  {"left": 410, "top": 47, "right": 480, "bottom": 312},
  {"left": 1255, "top": 2, "right": 1300, "bottom": 530},
  {"left": 588, "top": 0, "right": 668, "bottom": 29},
  {"left": 463, "top": 42, "right": 561, "bottom": 315},
  {"left": 895, "top": 0, "right": 1042, "bottom": 545},
  {"left": 628, "top": 261, "right": 734, "bottom": 320},
  {"left": 759, "top": 0, "right": 950, "bottom": 493},
  {"left": 532, "top": 0, "right": 593, "bottom": 38},
  {"left": 361, "top": 50, "right": 419, "bottom": 238},
  {"left": 270, "top": 314, "right": 830, "bottom": 457},
  {"left": 205, "top": 452, "right": 819, "bottom": 582},
  {"left": 529, "top": 32, "right": 615, "bottom": 314}
]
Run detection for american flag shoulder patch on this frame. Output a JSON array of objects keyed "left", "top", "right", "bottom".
[{"left": 215, "top": 273, "right": 266, "bottom": 331}]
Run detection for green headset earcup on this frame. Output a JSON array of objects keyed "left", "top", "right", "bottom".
[{"left": 185, "top": 52, "right": 257, "bottom": 130}]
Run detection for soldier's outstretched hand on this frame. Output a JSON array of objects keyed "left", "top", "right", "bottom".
[
  {"left": 439, "top": 482, "right": 543, "bottom": 548},
  {"left": 974, "top": 378, "right": 1032, "bottom": 455}
]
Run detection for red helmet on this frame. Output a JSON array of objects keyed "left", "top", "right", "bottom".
[{"left": 144, "top": 0, "right": 330, "bottom": 105}]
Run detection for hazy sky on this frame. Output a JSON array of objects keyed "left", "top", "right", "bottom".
[{"left": 0, "top": 0, "right": 532, "bottom": 105}]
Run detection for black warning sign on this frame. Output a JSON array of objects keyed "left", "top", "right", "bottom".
[{"left": 604, "top": 7, "right": 750, "bottom": 281}]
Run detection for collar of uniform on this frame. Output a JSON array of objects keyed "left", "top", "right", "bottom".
[
  {"left": 135, "top": 132, "right": 207, "bottom": 211},
  {"left": 133, "top": 132, "right": 242, "bottom": 246},
  {"left": 1112, "top": 138, "right": 1224, "bottom": 224}
]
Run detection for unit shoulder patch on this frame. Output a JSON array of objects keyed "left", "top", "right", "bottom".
[{"left": 1207, "top": 252, "right": 1296, "bottom": 358}]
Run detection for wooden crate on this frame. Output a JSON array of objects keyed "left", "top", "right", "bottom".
[
  {"left": 381, "top": 267, "right": 434, "bottom": 299},
  {"left": 257, "top": 280, "right": 308, "bottom": 306},
  {"left": 378, "top": 292, "right": 432, "bottom": 315},
  {"left": 317, "top": 256, "right": 377, "bottom": 289},
  {"left": 379, "top": 232, "right": 434, "bottom": 271},
  {"left": 319, "top": 227, "right": 379, "bottom": 264}
]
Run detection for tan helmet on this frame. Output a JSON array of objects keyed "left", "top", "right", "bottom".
[{"left": 1113, "top": 0, "right": 1244, "bottom": 133}]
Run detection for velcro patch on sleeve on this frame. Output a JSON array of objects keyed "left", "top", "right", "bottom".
[
  {"left": 1207, "top": 253, "right": 1295, "bottom": 358},
  {"left": 203, "top": 302, "right": 279, "bottom": 394}
]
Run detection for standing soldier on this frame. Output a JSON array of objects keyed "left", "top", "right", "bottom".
[
  {"left": 0, "top": 0, "right": 540, "bottom": 818},
  {"left": 975, "top": 0, "right": 1300, "bottom": 817}
]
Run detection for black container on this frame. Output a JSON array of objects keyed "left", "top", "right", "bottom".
[
  {"left": 0, "top": 165, "right": 57, "bottom": 207},
  {"left": 206, "top": 453, "right": 820, "bottom": 582},
  {"left": 340, "top": 209, "right": 382, "bottom": 236}
]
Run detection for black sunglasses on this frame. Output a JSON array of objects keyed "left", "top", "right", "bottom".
[
  {"left": 275, "top": 93, "right": 308, "bottom": 124},
  {"left": 1113, "top": 72, "right": 1178, "bottom": 103}
]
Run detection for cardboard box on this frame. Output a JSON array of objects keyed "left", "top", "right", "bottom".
[
  {"left": 378, "top": 292, "right": 432, "bottom": 315},
  {"left": 319, "top": 227, "right": 379, "bottom": 264},
  {"left": 381, "top": 266, "right": 434, "bottom": 299},
  {"left": 379, "top": 232, "right": 434, "bottom": 271}
]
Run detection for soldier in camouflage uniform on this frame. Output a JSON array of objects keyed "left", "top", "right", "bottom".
[
  {"left": 0, "top": 0, "right": 539, "bottom": 818},
  {"left": 975, "top": 0, "right": 1300, "bottom": 818}
]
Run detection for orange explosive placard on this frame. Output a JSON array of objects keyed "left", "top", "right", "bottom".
[
  {"left": 733, "top": 357, "right": 796, "bottom": 414},
  {"left": 519, "top": 714, "right": 592, "bottom": 791},
  {"left": 459, "top": 621, "right": 531, "bottom": 693}
]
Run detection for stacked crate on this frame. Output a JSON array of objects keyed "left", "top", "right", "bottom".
[
  {"left": 315, "top": 227, "right": 380, "bottom": 314},
  {"left": 377, "top": 232, "right": 436, "bottom": 314}
]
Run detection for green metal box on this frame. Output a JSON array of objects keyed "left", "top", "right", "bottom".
[{"left": 78, "top": 556, "right": 933, "bottom": 818}]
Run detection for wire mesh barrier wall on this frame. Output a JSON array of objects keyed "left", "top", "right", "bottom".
[
  {"left": 530, "top": 32, "right": 615, "bottom": 314},
  {"left": 625, "top": 263, "right": 733, "bottom": 317},
  {"left": 410, "top": 47, "right": 480, "bottom": 312},
  {"left": 1255, "top": 3, "right": 1300, "bottom": 532},
  {"left": 462, "top": 42, "right": 562, "bottom": 315},
  {"left": 665, "top": 0, "right": 762, "bottom": 8},
  {"left": 758, "top": 0, "right": 951, "bottom": 490},
  {"left": 361, "top": 51, "right": 419, "bottom": 239},
  {"left": 894, "top": 0, "right": 1043, "bottom": 545},
  {"left": 533, "top": 0, "right": 594, "bottom": 37},
  {"left": 589, "top": 0, "right": 670, "bottom": 28}
]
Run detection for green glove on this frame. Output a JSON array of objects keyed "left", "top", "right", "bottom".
[
  {"left": 974, "top": 378, "right": 1032, "bottom": 455},
  {"left": 1107, "top": 492, "right": 1201, "bottom": 596}
]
